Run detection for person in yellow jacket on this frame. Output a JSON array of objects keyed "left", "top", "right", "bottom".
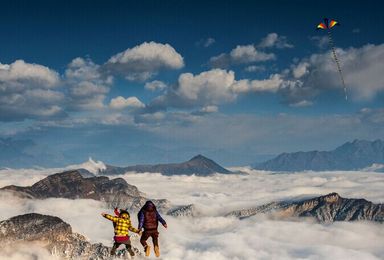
[{"left": 102, "top": 209, "right": 142, "bottom": 256}]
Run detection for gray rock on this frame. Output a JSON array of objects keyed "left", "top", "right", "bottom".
[
  {"left": 0, "top": 213, "right": 141, "bottom": 259},
  {"left": 167, "top": 204, "right": 201, "bottom": 217},
  {"left": 227, "top": 193, "right": 384, "bottom": 223},
  {"left": 0, "top": 170, "right": 170, "bottom": 212}
]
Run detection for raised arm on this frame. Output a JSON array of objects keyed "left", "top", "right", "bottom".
[{"left": 101, "top": 213, "right": 118, "bottom": 222}]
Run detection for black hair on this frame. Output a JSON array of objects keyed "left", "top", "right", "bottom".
[{"left": 119, "top": 209, "right": 130, "bottom": 217}]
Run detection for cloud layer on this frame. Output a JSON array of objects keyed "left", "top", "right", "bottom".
[{"left": 0, "top": 167, "right": 383, "bottom": 259}]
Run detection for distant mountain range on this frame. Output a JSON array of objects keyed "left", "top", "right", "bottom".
[
  {"left": 168, "top": 204, "right": 202, "bottom": 217},
  {"left": 253, "top": 139, "right": 384, "bottom": 171},
  {"left": 0, "top": 170, "right": 170, "bottom": 212},
  {"left": 0, "top": 213, "right": 140, "bottom": 259},
  {"left": 226, "top": 192, "right": 384, "bottom": 222},
  {"left": 101, "top": 154, "right": 233, "bottom": 176}
]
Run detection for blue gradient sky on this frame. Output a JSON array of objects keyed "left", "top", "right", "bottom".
[{"left": 0, "top": 0, "right": 383, "bottom": 167}]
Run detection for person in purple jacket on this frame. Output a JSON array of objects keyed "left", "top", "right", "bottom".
[{"left": 138, "top": 201, "right": 167, "bottom": 257}]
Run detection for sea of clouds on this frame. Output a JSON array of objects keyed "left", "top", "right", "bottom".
[{"left": 0, "top": 166, "right": 383, "bottom": 259}]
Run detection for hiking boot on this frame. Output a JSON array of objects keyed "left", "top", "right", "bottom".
[
  {"left": 127, "top": 246, "right": 135, "bottom": 256},
  {"left": 145, "top": 245, "right": 151, "bottom": 257},
  {"left": 154, "top": 245, "right": 160, "bottom": 257}
]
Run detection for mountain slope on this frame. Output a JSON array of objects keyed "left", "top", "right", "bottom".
[
  {"left": 101, "top": 154, "right": 233, "bottom": 176},
  {"left": 0, "top": 213, "right": 140, "bottom": 259},
  {"left": 0, "top": 170, "right": 170, "bottom": 212},
  {"left": 226, "top": 192, "right": 384, "bottom": 222},
  {"left": 254, "top": 139, "right": 384, "bottom": 171}
]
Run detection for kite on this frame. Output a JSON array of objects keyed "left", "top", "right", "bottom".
[{"left": 316, "top": 18, "right": 347, "bottom": 100}]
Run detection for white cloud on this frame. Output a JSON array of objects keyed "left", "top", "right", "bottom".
[
  {"left": 145, "top": 80, "right": 167, "bottom": 91},
  {"left": 192, "top": 105, "right": 219, "bottom": 116},
  {"left": 292, "top": 61, "right": 310, "bottom": 78},
  {"left": 196, "top": 37, "right": 216, "bottom": 47},
  {"left": 244, "top": 65, "right": 265, "bottom": 73},
  {"left": 203, "top": 37, "right": 216, "bottom": 47},
  {"left": 284, "top": 44, "right": 384, "bottom": 102},
  {"left": 210, "top": 45, "right": 275, "bottom": 68},
  {"left": 176, "top": 69, "right": 237, "bottom": 103},
  {"left": 0, "top": 168, "right": 64, "bottom": 187},
  {"left": 209, "top": 33, "right": 292, "bottom": 69},
  {"left": 100, "top": 113, "right": 135, "bottom": 126},
  {"left": 200, "top": 105, "right": 218, "bottom": 113},
  {"left": 66, "top": 157, "right": 106, "bottom": 174},
  {"left": 310, "top": 35, "right": 329, "bottom": 49},
  {"left": 358, "top": 107, "right": 384, "bottom": 125},
  {"left": 105, "top": 41, "right": 184, "bottom": 81},
  {"left": 290, "top": 100, "right": 314, "bottom": 107},
  {"left": 231, "top": 74, "right": 282, "bottom": 93},
  {"left": 146, "top": 69, "right": 296, "bottom": 112},
  {"left": 230, "top": 45, "right": 276, "bottom": 63},
  {"left": 0, "top": 60, "right": 64, "bottom": 121},
  {"left": 0, "top": 244, "right": 60, "bottom": 260},
  {"left": 109, "top": 96, "right": 145, "bottom": 110},
  {"left": 258, "top": 33, "right": 294, "bottom": 49},
  {"left": 134, "top": 111, "right": 166, "bottom": 124},
  {"left": 0, "top": 60, "right": 60, "bottom": 88},
  {"left": 145, "top": 69, "right": 240, "bottom": 111},
  {"left": 65, "top": 57, "right": 112, "bottom": 110}
]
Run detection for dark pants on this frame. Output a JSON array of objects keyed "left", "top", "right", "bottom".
[
  {"left": 111, "top": 240, "right": 134, "bottom": 256},
  {"left": 140, "top": 229, "right": 159, "bottom": 248}
]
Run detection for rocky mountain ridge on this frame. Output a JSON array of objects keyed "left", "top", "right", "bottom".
[
  {"left": 0, "top": 170, "right": 170, "bottom": 212},
  {"left": 226, "top": 192, "right": 384, "bottom": 222},
  {"left": 101, "top": 154, "right": 233, "bottom": 176},
  {"left": 254, "top": 139, "right": 384, "bottom": 171}
]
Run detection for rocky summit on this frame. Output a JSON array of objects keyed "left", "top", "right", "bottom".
[
  {"left": 0, "top": 213, "right": 141, "bottom": 259},
  {"left": 101, "top": 154, "right": 233, "bottom": 176},
  {"left": 0, "top": 170, "right": 170, "bottom": 212},
  {"left": 227, "top": 192, "right": 384, "bottom": 223}
]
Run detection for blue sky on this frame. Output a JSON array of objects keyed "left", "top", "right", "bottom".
[{"left": 0, "top": 0, "right": 383, "bottom": 167}]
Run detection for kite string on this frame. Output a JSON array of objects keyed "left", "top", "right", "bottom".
[{"left": 327, "top": 30, "right": 348, "bottom": 100}]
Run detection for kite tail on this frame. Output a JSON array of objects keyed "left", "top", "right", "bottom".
[{"left": 327, "top": 30, "right": 348, "bottom": 100}]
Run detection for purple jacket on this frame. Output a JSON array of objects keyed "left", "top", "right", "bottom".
[{"left": 138, "top": 201, "right": 166, "bottom": 230}]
